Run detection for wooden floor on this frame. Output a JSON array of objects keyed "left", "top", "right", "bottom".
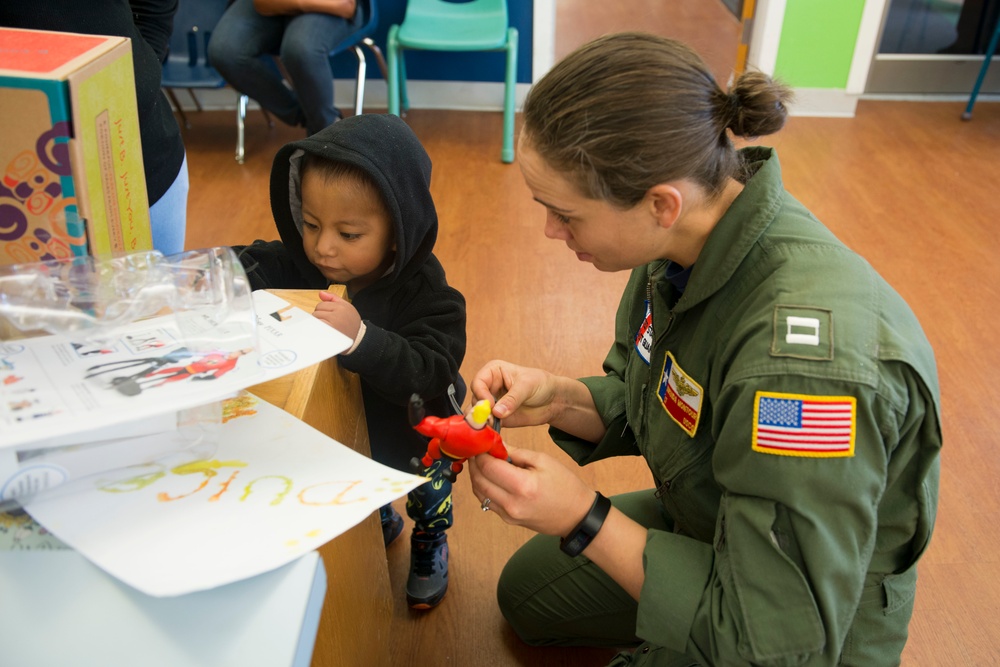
[{"left": 180, "top": 3, "right": 1000, "bottom": 666}]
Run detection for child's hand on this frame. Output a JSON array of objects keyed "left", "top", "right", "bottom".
[{"left": 313, "top": 291, "right": 362, "bottom": 340}]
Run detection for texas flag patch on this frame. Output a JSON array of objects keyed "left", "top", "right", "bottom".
[
  {"left": 752, "top": 391, "right": 856, "bottom": 458},
  {"left": 657, "top": 352, "right": 702, "bottom": 437}
]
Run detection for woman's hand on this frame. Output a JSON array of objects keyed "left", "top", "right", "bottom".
[
  {"left": 313, "top": 290, "right": 362, "bottom": 340},
  {"left": 472, "top": 360, "right": 608, "bottom": 441},
  {"left": 471, "top": 360, "right": 561, "bottom": 427},
  {"left": 468, "top": 445, "right": 595, "bottom": 537}
]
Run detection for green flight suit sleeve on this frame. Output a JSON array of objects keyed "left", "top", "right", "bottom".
[{"left": 635, "top": 363, "right": 939, "bottom": 666}]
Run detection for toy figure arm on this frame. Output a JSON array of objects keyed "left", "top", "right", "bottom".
[
  {"left": 412, "top": 416, "right": 451, "bottom": 440},
  {"left": 487, "top": 431, "right": 509, "bottom": 461}
]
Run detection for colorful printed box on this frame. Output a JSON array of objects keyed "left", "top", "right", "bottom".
[{"left": 0, "top": 27, "right": 152, "bottom": 266}]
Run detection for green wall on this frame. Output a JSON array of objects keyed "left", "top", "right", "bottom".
[{"left": 773, "top": 0, "right": 867, "bottom": 88}]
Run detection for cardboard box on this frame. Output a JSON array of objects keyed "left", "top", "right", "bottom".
[{"left": 0, "top": 27, "right": 153, "bottom": 266}]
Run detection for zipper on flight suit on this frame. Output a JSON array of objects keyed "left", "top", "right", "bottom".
[
  {"left": 653, "top": 479, "right": 671, "bottom": 498},
  {"left": 647, "top": 273, "right": 676, "bottom": 348},
  {"left": 648, "top": 269, "right": 677, "bottom": 506},
  {"left": 716, "top": 516, "right": 726, "bottom": 552}
]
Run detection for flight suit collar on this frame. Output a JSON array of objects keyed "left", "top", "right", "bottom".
[{"left": 669, "top": 146, "right": 784, "bottom": 313}]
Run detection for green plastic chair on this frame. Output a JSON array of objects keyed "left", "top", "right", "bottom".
[{"left": 387, "top": 0, "right": 518, "bottom": 163}]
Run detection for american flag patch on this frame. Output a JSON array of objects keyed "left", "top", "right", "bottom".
[{"left": 752, "top": 391, "right": 856, "bottom": 458}]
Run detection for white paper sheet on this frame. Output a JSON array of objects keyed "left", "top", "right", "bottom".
[
  {"left": 25, "top": 393, "right": 426, "bottom": 597},
  {"left": 1, "top": 290, "right": 352, "bottom": 449}
]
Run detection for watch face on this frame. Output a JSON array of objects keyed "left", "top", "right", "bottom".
[
  {"left": 560, "top": 532, "right": 591, "bottom": 557},
  {"left": 560, "top": 493, "right": 612, "bottom": 557}
]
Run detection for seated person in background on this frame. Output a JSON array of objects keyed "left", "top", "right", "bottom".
[
  {"left": 208, "top": 0, "right": 363, "bottom": 135},
  {"left": 234, "top": 114, "right": 467, "bottom": 611},
  {"left": 0, "top": 0, "right": 190, "bottom": 254}
]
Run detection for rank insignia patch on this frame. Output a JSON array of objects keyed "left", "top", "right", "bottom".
[
  {"left": 770, "top": 305, "right": 833, "bottom": 361},
  {"left": 657, "top": 352, "right": 702, "bottom": 437},
  {"left": 752, "top": 391, "right": 856, "bottom": 458}
]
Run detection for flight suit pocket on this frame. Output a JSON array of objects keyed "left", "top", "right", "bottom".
[
  {"left": 718, "top": 495, "right": 825, "bottom": 662},
  {"left": 840, "top": 565, "right": 917, "bottom": 665}
]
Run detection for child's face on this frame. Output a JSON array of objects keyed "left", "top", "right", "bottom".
[{"left": 300, "top": 169, "right": 395, "bottom": 291}]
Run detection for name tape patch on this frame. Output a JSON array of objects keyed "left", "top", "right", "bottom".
[{"left": 634, "top": 301, "right": 652, "bottom": 365}]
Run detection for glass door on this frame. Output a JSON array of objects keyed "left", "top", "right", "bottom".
[{"left": 867, "top": 0, "right": 1000, "bottom": 93}]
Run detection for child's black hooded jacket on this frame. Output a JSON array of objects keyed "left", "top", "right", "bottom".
[{"left": 236, "top": 114, "right": 467, "bottom": 471}]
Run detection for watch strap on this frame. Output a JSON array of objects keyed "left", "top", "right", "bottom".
[{"left": 559, "top": 492, "right": 611, "bottom": 557}]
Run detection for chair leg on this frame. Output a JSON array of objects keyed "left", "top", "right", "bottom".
[
  {"left": 399, "top": 49, "right": 410, "bottom": 115},
  {"left": 387, "top": 25, "right": 401, "bottom": 116},
  {"left": 165, "top": 88, "right": 191, "bottom": 129},
  {"left": 363, "top": 37, "right": 390, "bottom": 82},
  {"left": 236, "top": 93, "right": 248, "bottom": 164},
  {"left": 260, "top": 107, "right": 275, "bottom": 129},
  {"left": 501, "top": 28, "right": 518, "bottom": 164},
  {"left": 963, "top": 22, "right": 1000, "bottom": 120},
  {"left": 352, "top": 45, "right": 368, "bottom": 116},
  {"left": 188, "top": 88, "right": 204, "bottom": 113}
]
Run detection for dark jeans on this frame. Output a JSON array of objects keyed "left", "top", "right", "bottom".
[{"left": 207, "top": 0, "right": 364, "bottom": 135}]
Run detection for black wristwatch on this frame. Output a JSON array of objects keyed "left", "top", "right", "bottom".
[{"left": 559, "top": 492, "right": 612, "bottom": 557}]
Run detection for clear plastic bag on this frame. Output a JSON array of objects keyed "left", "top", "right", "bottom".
[{"left": 0, "top": 247, "right": 255, "bottom": 352}]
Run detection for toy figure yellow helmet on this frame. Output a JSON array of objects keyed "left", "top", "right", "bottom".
[{"left": 468, "top": 399, "right": 491, "bottom": 428}]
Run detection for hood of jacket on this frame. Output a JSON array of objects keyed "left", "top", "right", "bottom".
[{"left": 268, "top": 114, "right": 438, "bottom": 290}]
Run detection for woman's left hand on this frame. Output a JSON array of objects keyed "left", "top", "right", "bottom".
[{"left": 468, "top": 445, "right": 596, "bottom": 537}]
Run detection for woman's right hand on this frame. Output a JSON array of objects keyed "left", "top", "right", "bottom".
[
  {"left": 471, "top": 360, "right": 559, "bottom": 428},
  {"left": 472, "top": 360, "right": 606, "bottom": 441}
]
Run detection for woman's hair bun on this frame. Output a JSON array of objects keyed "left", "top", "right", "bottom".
[{"left": 727, "top": 71, "right": 793, "bottom": 138}]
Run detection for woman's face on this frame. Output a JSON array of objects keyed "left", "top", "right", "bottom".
[{"left": 518, "top": 143, "right": 663, "bottom": 272}]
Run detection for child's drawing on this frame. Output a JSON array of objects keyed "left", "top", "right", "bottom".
[{"left": 23, "top": 392, "right": 426, "bottom": 597}]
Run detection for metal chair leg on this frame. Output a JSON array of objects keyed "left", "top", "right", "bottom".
[
  {"left": 188, "top": 88, "right": 205, "bottom": 113},
  {"left": 165, "top": 88, "right": 191, "bottom": 129},
  {"left": 363, "top": 37, "right": 390, "bottom": 81},
  {"left": 352, "top": 45, "right": 368, "bottom": 116},
  {"left": 260, "top": 107, "right": 275, "bottom": 128},
  {"left": 236, "top": 93, "right": 247, "bottom": 164},
  {"left": 963, "top": 22, "right": 1000, "bottom": 120}
]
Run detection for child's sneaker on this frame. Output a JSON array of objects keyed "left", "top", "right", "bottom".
[
  {"left": 379, "top": 505, "right": 404, "bottom": 547},
  {"left": 406, "top": 530, "right": 449, "bottom": 609}
]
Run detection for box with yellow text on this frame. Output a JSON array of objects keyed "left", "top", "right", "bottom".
[{"left": 0, "top": 27, "right": 152, "bottom": 266}]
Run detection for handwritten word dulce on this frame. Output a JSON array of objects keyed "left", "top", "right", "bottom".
[{"left": 98, "top": 458, "right": 372, "bottom": 506}]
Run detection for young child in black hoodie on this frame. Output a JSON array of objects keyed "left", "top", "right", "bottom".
[{"left": 236, "top": 114, "right": 466, "bottom": 610}]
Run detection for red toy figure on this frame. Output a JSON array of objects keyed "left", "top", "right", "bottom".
[{"left": 410, "top": 394, "right": 509, "bottom": 481}]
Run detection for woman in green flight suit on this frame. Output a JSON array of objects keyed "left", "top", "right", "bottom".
[{"left": 467, "top": 32, "right": 942, "bottom": 667}]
